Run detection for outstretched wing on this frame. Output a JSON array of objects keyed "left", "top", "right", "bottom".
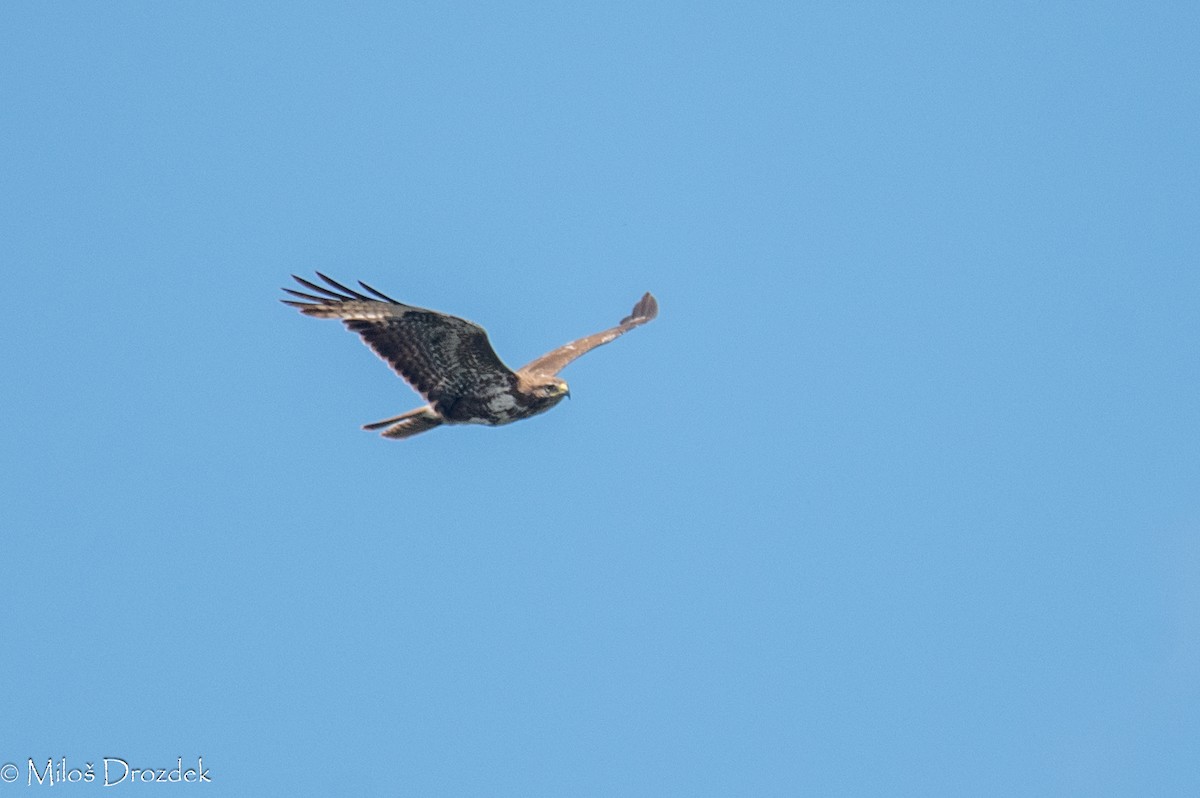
[
  {"left": 517, "top": 292, "right": 658, "bottom": 377},
  {"left": 282, "top": 273, "right": 518, "bottom": 413}
]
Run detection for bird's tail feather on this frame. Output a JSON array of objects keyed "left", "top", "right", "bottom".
[
  {"left": 364, "top": 408, "right": 446, "bottom": 439},
  {"left": 363, "top": 407, "right": 443, "bottom": 440},
  {"left": 380, "top": 417, "right": 442, "bottom": 439}
]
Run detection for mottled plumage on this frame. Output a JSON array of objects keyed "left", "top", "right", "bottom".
[{"left": 282, "top": 273, "right": 658, "bottom": 439}]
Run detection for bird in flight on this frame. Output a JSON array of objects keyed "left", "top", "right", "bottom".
[{"left": 282, "top": 273, "right": 659, "bottom": 439}]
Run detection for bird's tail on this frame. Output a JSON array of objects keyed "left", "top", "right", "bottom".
[{"left": 362, "top": 406, "right": 443, "bottom": 440}]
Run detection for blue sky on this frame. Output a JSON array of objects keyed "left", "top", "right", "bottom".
[{"left": 2, "top": 2, "right": 1198, "bottom": 795}]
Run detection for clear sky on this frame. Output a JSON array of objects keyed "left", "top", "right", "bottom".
[{"left": 2, "top": 2, "right": 1198, "bottom": 795}]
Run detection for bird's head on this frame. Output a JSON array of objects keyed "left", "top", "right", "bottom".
[
  {"left": 536, "top": 379, "right": 571, "bottom": 401},
  {"left": 516, "top": 373, "right": 571, "bottom": 414}
]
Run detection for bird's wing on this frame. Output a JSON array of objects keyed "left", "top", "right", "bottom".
[
  {"left": 282, "top": 273, "right": 517, "bottom": 411},
  {"left": 517, "top": 292, "right": 658, "bottom": 377}
]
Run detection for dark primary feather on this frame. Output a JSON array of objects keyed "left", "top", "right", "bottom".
[
  {"left": 620, "top": 292, "right": 659, "bottom": 325},
  {"left": 281, "top": 272, "right": 400, "bottom": 305}
]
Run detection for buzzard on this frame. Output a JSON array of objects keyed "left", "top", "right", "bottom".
[{"left": 282, "top": 273, "right": 658, "bottom": 439}]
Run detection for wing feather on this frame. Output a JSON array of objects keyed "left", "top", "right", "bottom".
[
  {"left": 517, "top": 292, "right": 658, "bottom": 377},
  {"left": 357, "top": 280, "right": 402, "bottom": 303},
  {"left": 281, "top": 274, "right": 517, "bottom": 410}
]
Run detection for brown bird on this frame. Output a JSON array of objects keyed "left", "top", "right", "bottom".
[{"left": 282, "top": 273, "right": 659, "bottom": 439}]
